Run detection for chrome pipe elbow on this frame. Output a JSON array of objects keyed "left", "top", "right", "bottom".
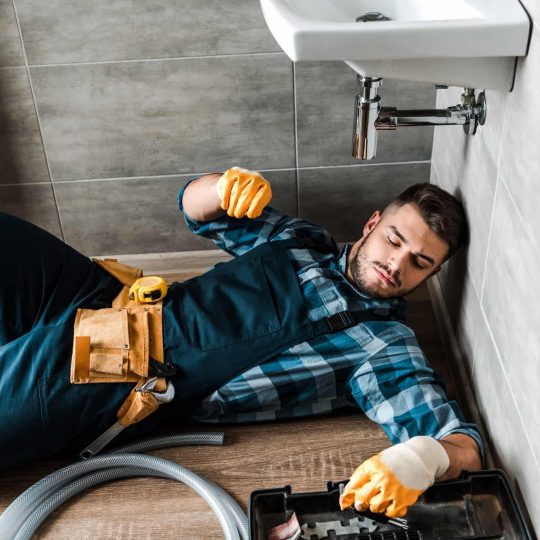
[{"left": 352, "top": 76, "right": 382, "bottom": 160}]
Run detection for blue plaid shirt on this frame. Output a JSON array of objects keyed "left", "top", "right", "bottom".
[{"left": 178, "top": 181, "right": 483, "bottom": 454}]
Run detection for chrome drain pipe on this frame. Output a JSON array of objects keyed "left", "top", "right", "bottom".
[
  {"left": 352, "top": 76, "right": 487, "bottom": 160},
  {"left": 352, "top": 77, "right": 382, "bottom": 160}
]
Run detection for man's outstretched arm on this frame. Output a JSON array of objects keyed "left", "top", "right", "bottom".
[
  {"left": 339, "top": 433, "right": 482, "bottom": 518},
  {"left": 342, "top": 328, "right": 484, "bottom": 518},
  {"left": 438, "top": 432, "right": 482, "bottom": 481}
]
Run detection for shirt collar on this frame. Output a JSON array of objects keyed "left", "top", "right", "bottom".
[{"left": 337, "top": 243, "right": 409, "bottom": 322}]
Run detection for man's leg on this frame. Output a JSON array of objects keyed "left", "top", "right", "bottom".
[
  {"left": 0, "top": 213, "right": 90, "bottom": 344},
  {"left": 0, "top": 322, "right": 135, "bottom": 468},
  {"left": 0, "top": 213, "right": 126, "bottom": 468}
]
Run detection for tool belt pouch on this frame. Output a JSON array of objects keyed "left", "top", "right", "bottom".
[{"left": 71, "top": 259, "right": 164, "bottom": 384}]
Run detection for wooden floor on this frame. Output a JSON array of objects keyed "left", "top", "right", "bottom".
[{"left": 0, "top": 265, "right": 468, "bottom": 539}]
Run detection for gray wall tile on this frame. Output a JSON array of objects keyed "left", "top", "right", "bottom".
[
  {"left": 16, "top": 0, "right": 281, "bottom": 65},
  {"left": 481, "top": 178, "right": 540, "bottom": 442},
  {"left": 500, "top": 26, "right": 540, "bottom": 252},
  {"left": 298, "top": 162, "right": 431, "bottom": 243},
  {"left": 295, "top": 62, "right": 435, "bottom": 167},
  {"left": 0, "top": 1, "right": 24, "bottom": 67},
  {"left": 55, "top": 170, "right": 297, "bottom": 256},
  {"left": 472, "top": 308, "right": 540, "bottom": 530},
  {"left": 0, "top": 183, "right": 61, "bottom": 237},
  {"left": 0, "top": 67, "right": 49, "bottom": 184},
  {"left": 431, "top": 89, "right": 498, "bottom": 294},
  {"left": 30, "top": 55, "right": 295, "bottom": 181}
]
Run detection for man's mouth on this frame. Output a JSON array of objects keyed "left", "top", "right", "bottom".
[{"left": 374, "top": 266, "right": 395, "bottom": 286}]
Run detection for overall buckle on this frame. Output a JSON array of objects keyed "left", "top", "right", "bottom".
[{"left": 326, "top": 311, "right": 355, "bottom": 332}]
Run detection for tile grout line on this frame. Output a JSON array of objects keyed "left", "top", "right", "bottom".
[
  {"left": 21, "top": 51, "right": 286, "bottom": 69},
  {"left": 478, "top": 176, "right": 500, "bottom": 306},
  {"left": 430, "top": 153, "right": 441, "bottom": 186},
  {"left": 479, "top": 175, "right": 497, "bottom": 304},
  {"left": 10, "top": 0, "right": 66, "bottom": 241},
  {"left": 0, "top": 181, "right": 52, "bottom": 188},
  {"left": 0, "top": 161, "right": 433, "bottom": 188}
]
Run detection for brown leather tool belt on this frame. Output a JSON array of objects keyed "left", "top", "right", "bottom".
[{"left": 71, "top": 258, "right": 165, "bottom": 385}]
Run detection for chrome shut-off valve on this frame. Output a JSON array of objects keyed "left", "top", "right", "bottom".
[{"left": 352, "top": 76, "right": 487, "bottom": 160}]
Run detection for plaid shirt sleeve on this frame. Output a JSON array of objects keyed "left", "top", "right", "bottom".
[
  {"left": 178, "top": 177, "right": 337, "bottom": 257},
  {"left": 348, "top": 327, "right": 484, "bottom": 455}
]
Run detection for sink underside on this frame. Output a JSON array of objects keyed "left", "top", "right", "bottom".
[{"left": 261, "top": 0, "right": 531, "bottom": 89}]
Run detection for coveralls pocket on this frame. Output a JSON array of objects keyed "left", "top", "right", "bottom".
[{"left": 176, "top": 256, "right": 282, "bottom": 351}]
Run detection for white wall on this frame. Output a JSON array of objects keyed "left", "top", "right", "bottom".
[{"left": 431, "top": 10, "right": 540, "bottom": 532}]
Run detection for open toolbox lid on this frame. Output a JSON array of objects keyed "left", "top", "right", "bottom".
[{"left": 249, "top": 470, "right": 535, "bottom": 539}]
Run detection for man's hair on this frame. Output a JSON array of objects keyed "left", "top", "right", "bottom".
[{"left": 384, "top": 183, "right": 468, "bottom": 262}]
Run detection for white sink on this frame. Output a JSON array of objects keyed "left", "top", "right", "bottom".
[{"left": 260, "top": 0, "right": 531, "bottom": 90}]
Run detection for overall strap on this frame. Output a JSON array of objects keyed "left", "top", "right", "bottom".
[{"left": 270, "top": 238, "right": 391, "bottom": 334}]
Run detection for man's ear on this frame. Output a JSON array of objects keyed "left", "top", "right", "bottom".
[{"left": 363, "top": 210, "right": 382, "bottom": 236}]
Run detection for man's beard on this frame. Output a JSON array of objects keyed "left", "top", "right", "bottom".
[{"left": 349, "top": 231, "right": 406, "bottom": 299}]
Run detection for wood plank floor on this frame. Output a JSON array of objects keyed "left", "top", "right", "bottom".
[{"left": 0, "top": 265, "right": 469, "bottom": 539}]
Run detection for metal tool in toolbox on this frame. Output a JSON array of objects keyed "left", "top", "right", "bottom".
[
  {"left": 300, "top": 515, "right": 379, "bottom": 538},
  {"left": 250, "top": 470, "right": 535, "bottom": 540}
]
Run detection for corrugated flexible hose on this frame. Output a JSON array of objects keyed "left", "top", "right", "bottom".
[{"left": 0, "top": 432, "right": 249, "bottom": 540}]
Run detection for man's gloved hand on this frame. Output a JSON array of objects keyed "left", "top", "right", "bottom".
[
  {"left": 339, "top": 436, "right": 450, "bottom": 518},
  {"left": 216, "top": 167, "right": 272, "bottom": 219}
]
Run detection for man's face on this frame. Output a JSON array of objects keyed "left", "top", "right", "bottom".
[{"left": 346, "top": 203, "right": 449, "bottom": 298}]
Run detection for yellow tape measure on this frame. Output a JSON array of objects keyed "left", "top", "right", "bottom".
[{"left": 128, "top": 276, "right": 168, "bottom": 303}]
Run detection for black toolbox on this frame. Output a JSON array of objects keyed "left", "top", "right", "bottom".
[{"left": 249, "top": 470, "right": 535, "bottom": 539}]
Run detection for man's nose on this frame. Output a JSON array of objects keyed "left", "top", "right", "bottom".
[{"left": 388, "top": 252, "right": 406, "bottom": 275}]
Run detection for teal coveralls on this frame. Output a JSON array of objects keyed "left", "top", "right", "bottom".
[{"left": 0, "top": 213, "right": 386, "bottom": 469}]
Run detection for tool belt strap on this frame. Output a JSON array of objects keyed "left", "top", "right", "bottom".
[
  {"left": 93, "top": 258, "right": 142, "bottom": 287},
  {"left": 71, "top": 258, "right": 165, "bottom": 384}
]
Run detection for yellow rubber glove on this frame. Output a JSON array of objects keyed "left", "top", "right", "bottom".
[
  {"left": 339, "top": 436, "right": 450, "bottom": 518},
  {"left": 216, "top": 167, "right": 272, "bottom": 219}
]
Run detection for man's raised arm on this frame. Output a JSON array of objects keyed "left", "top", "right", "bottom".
[
  {"left": 182, "top": 168, "right": 272, "bottom": 222},
  {"left": 181, "top": 173, "right": 223, "bottom": 222}
]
